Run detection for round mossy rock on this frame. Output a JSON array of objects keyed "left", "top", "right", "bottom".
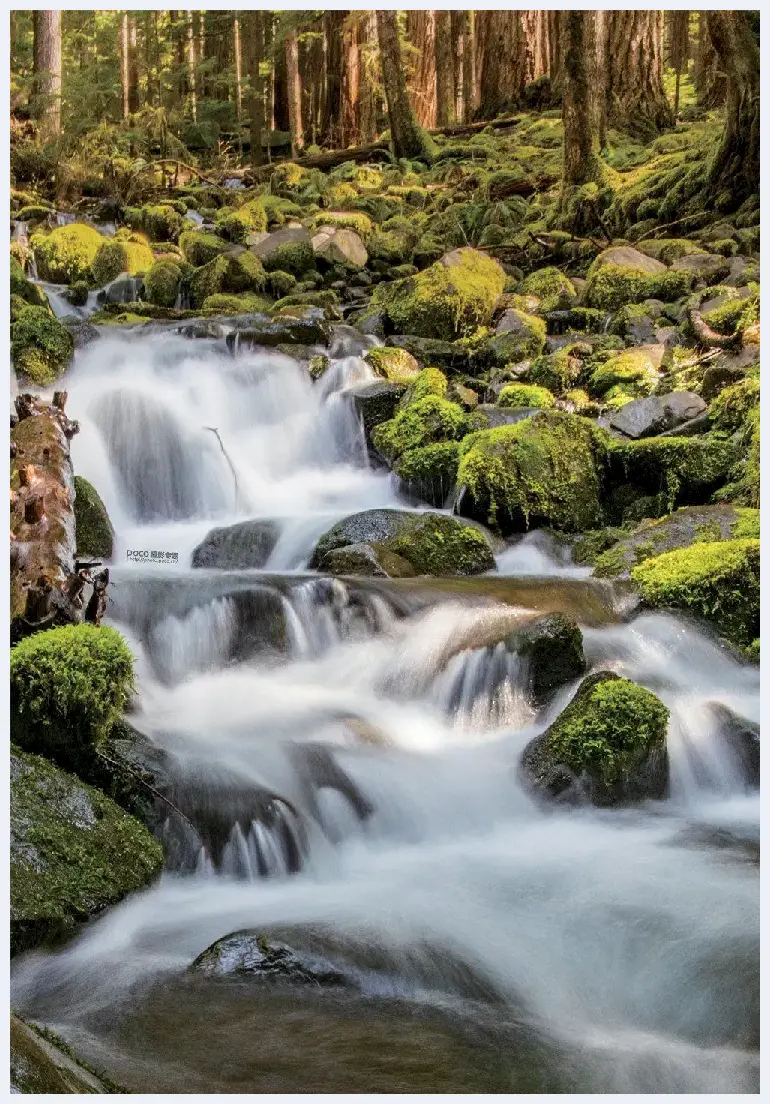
[
  {"left": 11, "top": 305, "right": 74, "bottom": 385},
  {"left": 32, "top": 223, "right": 105, "bottom": 283},
  {"left": 74, "top": 476, "right": 114, "bottom": 560},
  {"left": 143, "top": 260, "right": 182, "bottom": 307},
  {"left": 506, "top": 612, "right": 586, "bottom": 702}
]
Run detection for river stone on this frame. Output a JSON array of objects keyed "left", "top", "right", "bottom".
[
  {"left": 226, "top": 309, "right": 331, "bottom": 349},
  {"left": 609, "top": 391, "right": 707, "bottom": 439},
  {"left": 191, "top": 519, "right": 281, "bottom": 569},
  {"left": 249, "top": 225, "right": 312, "bottom": 267},
  {"left": 671, "top": 252, "right": 731, "bottom": 283},
  {"left": 313, "top": 227, "right": 368, "bottom": 270},
  {"left": 11, "top": 1015, "right": 113, "bottom": 1093},
  {"left": 706, "top": 703, "right": 759, "bottom": 790},
  {"left": 74, "top": 475, "right": 114, "bottom": 560},
  {"left": 591, "top": 245, "right": 666, "bottom": 276},
  {"left": 506, "top": 613, "right": 586, "bottom": 703},
  {"left": 309, "top": 508, "right": 496, "bottom": 576},
  {"left": 518, "top": 671, "right": 669, "bottom": 808},
  {"left": 190, "top": 932, "right": 348, "bottom": 986},
  {"left": 69, "top": 320, "right": 101, "bottom": 348},
  {"left": 319, "top": 541, "right": 418, "bottom": 578},
  {"left": 476, "top": 405, "right": 538, "bottom": 429},
  {"left": 389, "top": 334, "right": 474, "bottom": 373},
  {"left": 352, "top": 380, "right": 407, "bottom": 439},
  {"left": 11, "top": 746, "right": 163, "bottom": 955},
  {"left": 176, "top": 320, "right": 226, "bottom": 340}
]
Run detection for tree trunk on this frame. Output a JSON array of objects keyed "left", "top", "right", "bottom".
[
  {"left": 450, "top": 12, "right": 464, "bottom": 122},
  {"left": 666, "top": 11, "right": 690, "bottom": 118},
  {"left": 549, "top": 12, "right": 562, "bottom": 96},
  {"left": 477, "top": 12, "right": 525, "bottom": 118},
  {"left": 285, "top": 28, "right": 303, "bottom": 157},
  {"left": 557, "top": 10, "right": 606, "bottom": 233},
  {"left": 357, "top": 12, "right": 379, "bottom": 144},
  {"left": 605, "top": 11, "right": 673, "bottom": 138},
  {"left": 704, "top": 11, "right": 759, "bottom": 209},
  {"left": 186, "top": 10, "right": 198, "bottom": 122},
  {"left": 695, "top": 11, "right": 726, "bottom": 108},
  {"left": 32, "top": 10, "right": 62, "bottom": 138},
  {"left": 376, "top": 9, "right": 428, "bottom": 160},
  {"left": 461, "top": 11, "right": 475, "bottom": 123},
  {"left": 322, "top": 11, "right": 345, "bottom": 146},
  {"left": 435, "top": 11, "right": 455, "bottom": 127},
  {"left": 521, "top": 10, "right": 550, "bottom": 85},
  {"left": 246, "top": 12, "right": 265, "bottom": 166},
  {"left": 340, "top": 14, "right": 360, "bottom": 146},
  {"left": 233, "top": 15, "right": 243, "bottom": 119},
  {"left": 264, "top": 14, "right": 275, "bottom": 134},
  {"left": 120, "top": 13, "right": 130, "bottom": 119},
  {"left": 127, "top": 16, "right": 140, "bottom": 114},
  {"left": 406, "top": 11, "right": 436, "bottom": 129}
]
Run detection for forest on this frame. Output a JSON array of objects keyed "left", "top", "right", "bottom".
[{"left": 9, "top": 9, "right": 761, "bottom": 1096}]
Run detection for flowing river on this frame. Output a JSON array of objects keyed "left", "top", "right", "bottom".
[{"left": 11, "top": 323, "right": 759, "bottom": 1093}]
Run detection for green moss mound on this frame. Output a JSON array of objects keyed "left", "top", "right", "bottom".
[
  {"left": 584, "top": 263, "right": 692, "bottom": 311},
  {"left": 11, "top": 624, "right": 134, "bottom": 773},
  {"left": 11, "top": 305, "right": 74, "bottom": 384},
  {"left": 128, "top": 203, "right": 185, "bottom": 242},
  {"left": 498, "top": 383, "right": 555, "bottom": 409},
  {"left": 261, "top": 239, "right": 315, "bottom": 277},
  {"left": 631, "top": 538, "right": 760, "bottom": 647},
  {"left": 11, "top": 746, "right": 163, "bottom": 955},
  {"left": 267, "top": 270, "right": 297, "bottom": 297},
  {"left": 709, "top": 376, "right": 760, "bottom": 436},
  {"left": 607, "top": 434, "right": 738, "bottom": 511},
  {"left": 10, "top": 255, "right": 48, "bottom": 307},
  {"left": 589, "top": 347, "right": 661, "bottom": 400},
  {"left": 202, "top": 292, "right": 272, "bottom": 314},
  {"left": 373, "top": 247, "right": 506, "bottom": 340},
  {"left": 528, "top": 344, "right": 588, "bottom": 395},
  {"left": 143, "top": 260, "right": 182, "bottom": 307},
  {"left": 394, "top": 441, "right": 461, "bottom": 508},
  {"left": 400, "top": 367, "right": 448, "bottom": 404},
  {"left": 364, "top": 346, "right": 420, "bottom": 382},
  {"left": 74, "top": 476, "right": 114, "bottom": 560},
  {"left": 518, "top": 266, "right": 576, "bottom": 310},
  {"left": 91, "top": 238, "right": 154, "bottom": 285},
  {"left": 480, "top": 311, "right": 547, "bottom": 366},
  {"left": 372, "top": 395, "right": 471, "bottom": 462},
  {"left": 457, "top": 411, "right": 607, "bottom": 532},
  {"left": 189, "top": 252, "right": 267, "bottom": 308},
  {"left": 179, "top": 229, "right": 229, "bottom": 267},
  {"left": 33, "top": 223, "right": 105, "bottom": 284},
  {"left": 215, "top": 198, "right": 268, "bottom": 243}
]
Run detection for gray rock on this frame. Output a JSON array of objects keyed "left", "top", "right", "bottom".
[
  {"left": 249, "top": 225, "right": 312, "bottom": 265},
  {"left": 706, "top": 703, "right": 759, "bottom": 790},
  {"left": 476, "top": 404, "right": 538, "bottom": 429},
  {"left": 176, "top": 320, "right": 226, "bottom": 340},
  {"left": 313, "top": 227, "right": 368, "bottom": 270},
  {"left": 592, "top": 245, "right": 666, "bottom": 275},
  {"left": 506, "top": 613, "right": 586, "bottom": 703},
  {"left": 11, "top": 1015, "right": 112, "bottom": 1093},
  {"left": 191, "top": 519, "right": 281, "bottom": 569},
  {"left": 319, "top": 541, "right": 417, "bottom": 578},
  {"left": 389, "top": 334, "right": 473, "bottom": 372},
  {"left": 609, "top": 391, "right": 707, "bottom": 439},
  {"left": 190, "top": 932, "right": 348, "bottom": 986},
  {"left": 226, "top": 309, "right": 331, "bottom": 349},
  {"left": 671, "top": 252, "right": 731, "bottom": 283}
]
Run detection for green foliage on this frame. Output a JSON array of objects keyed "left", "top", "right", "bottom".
[
  {"left": 11, "top": 306, "right": 74, "bottom": 384},
  {"left": 32, "top": 223, "right": 105, "bottom": 283},
  {"left": 632, "top": 539, "right": 760, "bottom": 647},
  {"left": 10, "top": 625, "right": 134, "bottom": 772},
  {"left": 709, "top": 376, "right": 760, "bottom": 436},
  {"left": 498, "top": 383, "right": 555, "bottom": 410},
  {"left": 372, "top": 395, "right": 470, "bottom": 462},
  {"left": 73, "top": 476, "right": 114, "bottom": 559},
  {"left": 143, "top": 260, "right": 182, "bottom": 307}
]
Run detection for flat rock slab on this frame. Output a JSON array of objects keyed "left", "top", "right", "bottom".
[{"left": 609, "top": 391, "right": 707, "bottom": 439}]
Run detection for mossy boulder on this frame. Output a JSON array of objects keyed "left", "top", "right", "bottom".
[
  {"left": 371, "top": 395, "right": 472, "bottom": 463},
  {"left": 520, "top": 672, "right": 669, "bottom": 807},
  {"left": 400, "top": 366, "right": 449, "bottom": 403},
  {"left": 191, "top": 932, "right": 348, "bottom": 986},
  {"left": 309, "top": 508, "right": 495, "bottom": 577},
  {"left": 518, "top": 266, "right": 576, "bottom": 310},
  {"left": 373, "top": 247, "right": 506, "bottom": 340},
  {"left": 631, "top": 538, "right": 760, "bottom": 648},
  {"left": 128, "top": 203, "right": 185, "bottom": 242},
  {"left": 10, "top": 745, "right": 163, "bottom": 955},
  {"left": 319, "top": 542, "right": 418, "bottom": 578},
  {"left": 73, "top": 476, "right": 114, "bottom": 560},
  {"left": 91, "top": 238, "right": 154, "bottom": 285},
  {"left": 10, "top": 1015, "right": 116, "bottom": 1093},
  {"left": 528, "top": 344, "right": 589, "bottom": 395},
  {"left": 10, "top": 254, "right": 48, "bottom": 307},
  {"left": 143, "top": 259, "right": 183, "bottom": 307},
  {"left": 506, "top": 613, "right": 586, "bottom": 703},
  {"left": 588, "top": 346, "right": 663, "bottom": 401},
  {"left": 606, "top": 434, "right": 738, "bottom": 511},
  {"left": 352, "top": 381, "right": 408, "bottom": 440},
  {"left": 267, "top": 270, "right": 298, "bottom": 297},
  {"left": 456, "top": 411, "right": 607, "bottom": 533},
  {"left": 364, "top": 346, "right": 420, "bottom": 382},
  {"left": 11, "top": 624, "right": 134, "bottom": 774},
  {"left": 202, "top": 292, "right": 272, "bottom": 314},
  {"left": 584, "top": 251, "right": 692, "bottom": 311},
  {"left": 11, "top": 305, "right": 74, "bottom": 384},
  {"left": 178, "top": 229, "right": 229, "bottom": 267},
  {"left": 215, "top": 198, "right": 269, "bottom": 243},
  {"left": 481, "top": 309, "right": 547, "bottom": 365},
  {"left": 591, "top": 504, "right": 759, "bottom": 579},
  {"left": 189, "top": 251, "right": 267, "bottom": 308},
  {"left": 250, "top": 226, "right": 315, "bottom": 276},
  {"left": 32, "top": 223, "right": 105, "bottom": 283},
  {"left": 191, "top": 519, "right": 280, "bottom": 570},
  {"left": 709, "top": 375, "right": 759, "bottom": 435},
  {"left": 394, "top": 441, "right": 461, "bottom": 508},
  {"left": 498, "top": 383, "right": 555, "bottom": 410}
]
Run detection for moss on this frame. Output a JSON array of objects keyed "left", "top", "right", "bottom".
[
  {"left": 498, "top": 383, "right": 555, "bottom": 409},
  {"left": 373, "top": 247, "right": 506, "bottom": 340},
  {"left": 572, "top": 527, "right": 627, "bottom": 565},
  {"left": 744, "top": 639, "right": 760, "bottom": 663},
  {"left": 189, "top": 252, "right": 267, "bottom": 308},
  {"left": 143, "top": 260, "right": 182, "bottom": 307},
  {"left": 528, "top": 344, "right": 588, "bottom": 395},
  {"left": 607, "top": 434, "right": 738, "bottom": 511},
  {"left": 584, "top": 263, "right": 692, "bottom": 311},
  {"left": 11, "top": 305, "right": 74, "bottom": 384},
  {"left": 367, "top": 228, "right": 413, "bottom": 264},
  {"left": 365, "top": 346, "right": 420, "bottom": 382},
  {"left": 32, "top": 223, "right": 105, "bottom": 283},
  {"left": 509, "top": 613, "right": 586, "bottom": 700},
  {"left": 544, "top": 672, "right": 669, "bottom": 792},
  {"left": 74, "top": 476, "right": 114, "bottom": 560},
  {"left": 11, "top": 255, "right": 49, "bottom": 307},
  {"left": 632, "top": 539, "right": 760, "bottom": 647},
  {"left": 66, "top": 280, "right": 89, "bottom": 306},
  {"left": 401, "top": 367, "right": 449, "bottom": 404},
  {"left": 130, "top": 203, "right": 185, "bottom": 242},
  {"left": 91, "top": 238, "right": 154, "bottom": 285},
  {"left": 261, "top": 239, "right": 315, "bottom": 276},
  {"left": 202, "top": 292, "right": 272, "bottom": 314},
  {"left": 178, "top": 229, "right": 229, "bottom": 267},
  {"left": 394, "top": 442, "right": 460, "bottom": 507},
  {"left": 480, "top": 310, "right": 547, "bottom": 366},
  {"left": 703, "top": 288, "right": 759, "bottom": 338},
  {"left": 325, "top": 181, "right": 358, "bottom": 207},
  {"left": 309, "top": 354, "right": 330, "bottom": 380},
  {"left": 215, "top": 198, "right": 268, "bottom": 243},
  {"left": 372, "top": 395, "right": 471, "bottom": 462},
  {"left": 88, "top": 310, "right": 147, "bottom": 326},
  {"left": 589, "top": 348, "right": 661, "bottom": 399},
  {"left": 267, "top": 270, "right": 297, "bottom": 297},
  {"left": 259, "top": 194, "right": 304, "bottom": 226},
  {"left": 636, "top": 238, "right": 706, "bottom": 264},
  {"left": 457, "top": 411, "right": 607, "bottom": 533},
  {"left": 11, "top": 624, "right": 134, "bottom": 772},
  {"left": 312, "top": 210, "right": 374, "bottom": 240},
  {"left": 10, "top": 746, "right": 163, "bottom": 956},
  {"left": 273, "top": 290, "right": 340, "bottom": 315},
  {"left": 518, "top": 266, "right": 576, "bottom": 310}
]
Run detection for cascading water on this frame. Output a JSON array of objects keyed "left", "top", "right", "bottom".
[{"left": 10, "top": 321, "right": 759, "bottom": 1093}]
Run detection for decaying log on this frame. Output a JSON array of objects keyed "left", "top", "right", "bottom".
[
  {"left": 84, "top": 568, "right": 110, "bottom": 626},
  {"left": 688, "top": 309, "right": 737, "bottom": 350}
]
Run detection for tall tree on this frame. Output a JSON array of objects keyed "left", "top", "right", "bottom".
[
  {"left": 120, "top": 12, "right": 130, "bottom": 118},
  {"left": 32, "top": 9, "right": 62, "bottom": 138},
  {"left": 694, "top": 11, "right": 726, "bottom": 108},
  {"left": 704, "top": 11, "right": 759, "bottom": 208},
  {"left": 557, "top": 10, "right": 606, "bottom": 231},
  {"left": 461, "top": 12, "right": 475, "bottom": 123},
  {"left": 450, "top": 12, "right": 464, "bottom": 121},
  {"left": 339, "top": 13, "right": 360, "bottom": 146},
  {"left": 127, "top": 15, "right": 139, "bottom": 114},
  {"left": 284, "top": 27, "right": 303, "bottom": 157},
  {"left": 666, "top": 11, "right": 690, "bottom": 118},
  {"left": 406, "top": 11, "right": 436, "bottom": 128},
  {"left": 233, "top": 15, "right": 243, "bottom": 119},
  {"left": 477, "top": 12, "right": 525, "bottom": 118},
  {"left": 246, "top": 11, "right": 265, "bottom": 166},
  {"left": 356, "top": 12, "right": 379, "bottom": 143},
  {"left": 605, "top": 11, "right": 673, "bottom": 138},
  {"left": 186, "top": 10, "right": 198, "bottom": 122},
  {"left": 376, "top": 9, "right": 428, "bottom": 160},
  {"left": 322, "top": 11, "right": 345, "bottom": 146},
  {"left": 435, "top": 11, "right": 455, "bottom": 126}
]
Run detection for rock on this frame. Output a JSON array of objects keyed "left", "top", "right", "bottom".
[
  {"left": 191, "top": 519, "right": 281, "bottom": 570},
  {"left": 364, "top": 346, "right": 420, "bottom": 382},
  {"left": 32, "top": 223, "right": 105, "bottom": 283},
  {"left": 319, "top": 542, "right": 418, "bottom": 578},
  {"left": 97, "top": 272, "right": 143, "bottom": 304},
  {"left": 390, "top": 334, "right": 473, "bottom": 373},
  {"left": 143, "top": 260, "right": 182, "bottom": 308},
  {"left": 178, "top": 229, "right": 230, "bottom": 267},
  {"left": 11, "top": 1014, "right": 114, "bottom": 1093},
  {"left": 592, "top": 504, "right": 758, "bottom": 580},
  {"left": 394, "top": 442, "right": 461, "bottom": 508},
  {"left": 506, "top": 613, "right": 586, "bottom": 703},
  {"left": 352, "top": 380, "right": 407, "bottom": 440},
  {"left": 190, "top": 932, "right": 348, "bottom": 986},
  {"left": 590, "top": 245, "right": 667, "bottom": 276},
  {"left": 518, "top": 266, "right": 577, "bottom": 310},
  {"left": 189, "top": 251, "right": 266, "bottom": 308},
  {"left": 91, "top": 238, "right": 154, "bottom": 284},
  {"left": 447, "top": 381, "right": 478, "bottom": 410},
  {"left": 11, "top": 305, "right": 74, "bottom": 385},
  {"left": 249, "top": 225, "right": 315, "bottom": 275},
  {"left": 706, "top": 703, "right": 759, "bottom": 790},
  {"left": 73, "top": 475, "right": 114, "bottom": 560},
  {"left": 605, "top": 434, "right": 739, "bottom": 509},
  {"left": 498, "top": 383, "right": 555, "bottom": 410},
  {"left": 226, "top": 310, "right": 331, "bottom": 349},
  {"left": 10, "top": 746, "right": 163, "bottom": 955},
  {"left": 309, "top": 508, "right": 496, "bottom": 576},
  {"left": 609, "top": 391, "right": 707, "bottom": 439},
  {"left": 474, "top": 404, "right": 538, "bottom": 429},
  {"left": 69, "top": 321, "right": 101, "bottom": 348},
  {"left": 176, "top": 320, "right": 226, "bottom": 340},
  {"left": 589, "top": 344, "right": 665, "bottom": 404},
  {"left": 671, "top": 252, "right": 732, "bottom": 284},
  {"left": 519, "top": 672, "right": 669, "bottom": 807},
  {"left": 371, "top": 393, "right": 471, "bottom": 463},
  {"left": 313, "top": 227, "right": 368, "bottom": 270}
]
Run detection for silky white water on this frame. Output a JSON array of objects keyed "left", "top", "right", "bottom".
[{"left": 11, "top": 327, "right": 759, "bottom": 1093}]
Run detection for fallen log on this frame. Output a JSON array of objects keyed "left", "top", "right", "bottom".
[{"left": 688, "top": 309, "right": 738, "bottom": 350}]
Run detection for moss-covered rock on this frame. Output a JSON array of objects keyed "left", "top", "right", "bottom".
[
  {"left": 10, "top": 745, "right": 163, "bottom": 955},
  {"left": 128, "top": 203, "right": 185, "bottom": 242},
  {"left": 11, "top": 305, "right": 74, "bottom": 384},
  {"left": 506, "top": 613, "right": 586, "bottom": 702},
  {"left": 10, "top": 1014, "right": 117, "bottom": 1093},
  {"left": 709, "top": 375, "right": 760, "bottom": 436},
  {"left": 519, "top": 672, "right": 669, "bottom": 807},
  {"left": 319, "top": 542, "right": 418, "bottom": 578},
  {"left": 309, "top": 508, "right": 495, "bottom": 576},
  {"left": 528, "top": 344, "right": 589, "bottom": 395},
  {"left": 178, "top": 229, "right": 229, "bottom": 267},
  {"left": 588, "top": 346, "right": 662, "bottom": 401},
  {"left": 373, "top": 247, "right": 506, "bottom": 340},
  {"left": 400, "top": 366, "right": 448, "bottom": 403},
  {"left": 394, "top": 441, "right": 461, "bottom": 508},
  {"left": 371, "top": 395, "right": 471, "bottom": 463},
  {"left": 10, "top": 254, "right": 48, "bottom": 307},
  {"left": 584, "top": 263, "right": 692, "bottom": 311},
  {"left": 202, "top": 292, "right": 272, "bottom": 314},
  {"left": 606, "top": 434, "right": 738, "bottom": 511},
  {"left": 498, "top": 383, "right": 555, "bottom": 410},
  {"left": 190, "top": 932, "right": 349, "bottom": 985},
  {"left": 215, "top": 198, "right": 269, "bottom": 243},
  {"left": 74, "top": 476, "right": 114, "bottom": 560},
  {"left": 456, "top": 411, "right": 607, "bottom": 533},
  {"left": 11, "top": 624, "right": 134, "bottom": 774},
  {"left": 481, "top": 309, "right": 547, "bottom": 365},
  {"left": 91, "top": 238, "right": 154, "bottom": 285},
  {"left": 267, "top": 270, "right": 297, "bottom": 297},
  {"left": 189, "top": 251, "right": 267, "bottom": 308},
  {"left": 518, "top": 266, "right": 576, "bottom": 310},
  {"left": 251, "top": 226, "right": 315, "bottom": 276},
  {"left": 364, "top": 345, "right": 420, "bottom": 383},
  {"left": 143, "top": 259, "right": 182, "bottom": 307},
  {"left": 32, "top": 223, "right": 105, "bottom": 283},
  {"left": 631, "top": 538, "right": 760, "bottom": 648},
  {"left": 352, "top": 381, "right": 408, "bottom": 440}
]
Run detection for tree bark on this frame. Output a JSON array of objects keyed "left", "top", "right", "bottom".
[
  {"left": 285, "top": 28, "right": 303, "bottom": 157},
  {"left": 376, "top": 9, "right": 428, "bottom": 160},
  {"left": 450, "top": 12, "right": 464, "bottom": 122},
  {"left": 605, "top": 11, "right": 673, "bottom": 138},
  {"left": 127, "top": 15, "right": 140, "bottom": 114},
  {"left": 557, "top": 9, "right": 606, "bottom": 233},
  {"left": 186, "top": 10, "right": 198, "bottom": 122},
  {"left": 704, "top": 11, "right": 759, "bottom": 209},
  {"left": 695, "top": 11, "right": 726, "bottom": 108},
  {"left": 477, "top": 12, "right": 525, "bottom": 118},
  {"left": 406, "top": 11, "right": 436, "bottom": 129},
  {"left": 435, "top": 11, "right": 455, "bottom": 127},
  {"left": 340, "top": 14, "right": 360, "bottom": 146},
  {"left": 120, "top": 13, "right": 130, "bottom": 119},
  {"left": 322, "top": 11, "right": 345, "bottom": 146},
  {"left": 32, "top": 10, "right": 62, "bottom": 138},
  {"left": 461, "top": 11, "right": 475, "bottom": 123},
  {"left": 666, "top": 11, "right": 689, "bottom": 118},
  {"left": 246, "top": 12, "right": 265, "bottom": 167},
  {"left": 233, "top": 15, "right": 243, "bottom": 119}
]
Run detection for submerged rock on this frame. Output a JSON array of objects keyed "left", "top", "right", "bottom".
[
  {"left": 226, "top": 310, "right": 331, "bottom": 349},
  {"left": 190, "top": 932, "right": 348, "bottom": 986},
  {"left": 191, "top": 519, "right": 281, "bottom": 570},
  {"left": 506, "top": 613, "right": 586, "bottom": 703},
  {"left": 519, "top": 672, "right": 669, "bottom": 807},
  {"left": 705, "top": 703, "right": 759, "bottom": 790},
  {"left": 318, "top": 541, "right": 417, "bottom": 578},
  {"left": 352, "top": 380, "right": 408, "bottom": 441},
  {"left": 10, "top": 1015, "right": 114, "bottom": 1093}
]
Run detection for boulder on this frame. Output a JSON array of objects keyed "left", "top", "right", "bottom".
[
  {"left": 313, "top": 227, "right": 368, "bottom": 270},
  {"left": 309, "top": 508, "right": 496, "bottom": 576},
  {"left": 11, "top": 306, "right": 74, "bottom": 385},
  {"left": 190, "top": 932, "right": 348, "bottom": 986},
  {"left": 590, "top": 245, "right": 667, "bottom": 276},
  {"left": 226, "top": 310, "right": 331, "bottom": 349},
  {"left": 518, "top": 671, "right": 669, "bottom": 807},
  {"left": 11, "top": 1015, "right": 114, "bottom": 1093},
  {"left": 364, "top": 346, "right": 420, "bottom": 382},
  {"left": 191, "top": 519, "right": 281, "bottom": 570},
  {"left": 394, "top": 442, "right": 460, "bottom": 508},
  {"left": 609, "top": 391, "right": 707, "bottom": 439},
  {"left": 10, "top": 746, "right": 163, "bottom": 955},
  {"left": 389, "top": 334, "right": 474, "bottom": 373},
  {"left": 32, "top": 223, "right": 105, "bottom": 283},
  {"left": 352, "top": 380, "right": 408, "bottom": 440},
  {"left": 671, "top": 252, "right": 732, "bottom": 284},
  {"left": 318, "top": 542, "right": 417, "bottom": 578},
  {"left": 249, "top": 225, "right": 315, "bottom": 275},
  {"left": 706, "top": 703, "right": 759, "bottom": 790},
  {"left": 506, "top": 613, "right": 586, "bottom": 703},
  {"left": 73, "top": 476, "right": 114, "bottom": 560}
]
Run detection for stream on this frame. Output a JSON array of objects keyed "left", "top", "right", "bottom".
[{"left": 10, "top": 323, "right": 759, "bottom": 1093}]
